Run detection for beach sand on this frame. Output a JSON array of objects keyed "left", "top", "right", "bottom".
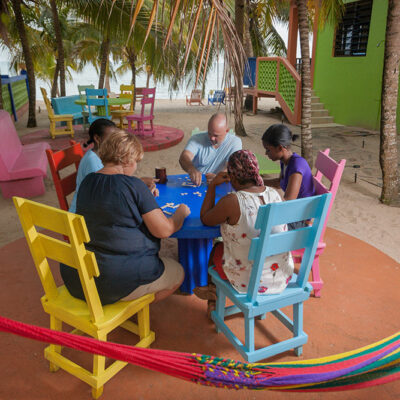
[{"left": 1, "top": 98, "right": 400, "bottom": 263}]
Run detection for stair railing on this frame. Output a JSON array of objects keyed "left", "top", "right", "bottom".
[{"left": 255, "top": 57, "right": 301, "bottom": 125}]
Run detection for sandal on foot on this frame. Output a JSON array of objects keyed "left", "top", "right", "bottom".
[{"left": 193, "top": 285, "right": 217, "bottom": 301}]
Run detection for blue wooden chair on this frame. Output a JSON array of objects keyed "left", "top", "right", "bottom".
[
  {"left": 209, "top": 193, "right": 331, "bottom": 362},
  {"left": 208, "top": 90, "right": 225, "bottom": 105},
  {"left": 85, "top": 88, "right": 111, "bottom": 124}
]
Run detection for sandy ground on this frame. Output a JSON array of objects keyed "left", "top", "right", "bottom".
[{"left": 1, "top": 98, "right": 400, "bottom": 263}]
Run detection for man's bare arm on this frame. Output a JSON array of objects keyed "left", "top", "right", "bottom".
[{"left": 179, "top": 150, "right": 202, "bottom": 186}]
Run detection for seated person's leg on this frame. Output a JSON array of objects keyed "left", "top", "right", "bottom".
[{"left": 121, "top": 257, "right": 184, "bottom": 303}]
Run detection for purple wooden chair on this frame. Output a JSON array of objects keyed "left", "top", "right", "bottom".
[
  {"left": 0, "top": 110, "right": 50, "bottom": 198},
  {"left": 292, "top": 149, "right": 346, "bottom": 297},
  {"left": 126, "top": 88, "right": 156, "bottom": 136}
]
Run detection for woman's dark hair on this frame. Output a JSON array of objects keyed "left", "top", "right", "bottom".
[
  {"left": 262, "top": 124, "right": 299, "bottom": 148},
  {"left": 84, "top": 118, "right": 116, "bottom": 148}
]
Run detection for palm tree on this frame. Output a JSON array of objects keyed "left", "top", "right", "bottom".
[
  {"left": 379, "top": 0, "right": 400, "bottom": 205},
  {"left": 49, "top": 0, "right": 66, "bottom": 96},
  {"left": 10, "top": 0, "right": 36, "bottom": 127},
  {"left": 296, "top": 0, "right": 312, "bottom": 167}
]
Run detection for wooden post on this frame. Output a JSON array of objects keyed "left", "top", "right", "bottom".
[{"left": 287, "top": 0, "right": 298, "bottom": 68}]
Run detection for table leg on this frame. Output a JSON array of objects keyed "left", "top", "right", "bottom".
[{"left": 177, "top": 238, "right": 213, "bottom": 294}]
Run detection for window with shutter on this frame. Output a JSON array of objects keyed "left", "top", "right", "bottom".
[{"left": 334, "top": 0, "right": 373, "bottom": 57}]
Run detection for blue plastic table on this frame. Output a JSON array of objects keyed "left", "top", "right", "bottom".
[{"left": 156, "top": 174, "right": 232, "bottom": 294}]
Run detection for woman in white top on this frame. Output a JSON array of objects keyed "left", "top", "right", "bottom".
[{"left": 196, "top": 150, "right": 294, "bottom": 316}]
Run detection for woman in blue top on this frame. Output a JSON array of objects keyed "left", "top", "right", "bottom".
[
  {"left": 61, "top": 129, "right": 190, "bottom": 305},
  {"left": 69, "top": 118, "right": 116, "bottom": 213},
  {"left": 262, "top": 124, "right": 315, "bottom": 229}
]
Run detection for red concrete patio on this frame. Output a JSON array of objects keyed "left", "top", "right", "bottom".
[
  {"left": 20, "top": 124, "right": 184, "bottom": 152},
  {"left": 0, "top": 228, "right": 399, "bottom": 399}
]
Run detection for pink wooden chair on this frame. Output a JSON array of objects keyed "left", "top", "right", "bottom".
[
  {"left": 292, "top": 149, "right": 346, "bottom": 297},
  {"left": 0, "top": 110, "right": 50, "bottom": 198},
  {"left": 126, "top": 88, "right": 156, "bottom": 136}
]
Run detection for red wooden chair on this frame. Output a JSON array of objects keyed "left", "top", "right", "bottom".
[
  {"left": 126, "top": 88, "right": 156, "bottom": 136},
  {"left": 292, "top": 149, "right": 346, "bottom": 297},
  {"left": 45, "top": 141, "right": 84, "bottom": 211}
]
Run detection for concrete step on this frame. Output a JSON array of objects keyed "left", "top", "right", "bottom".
[
  {"left": 311, "top": 109, "right": 329, "bottom": 117},
  {"left": 311, "top": 115, "right": 335, "bottom": 124},
  {"left": 311, "top": 96, "right": 320, "bottom": 104},
  {"left": 311, "top": 122, "right": 343, "bottom": 129},
  {"left": 311, "top": 102, "right": 325, "bottom": 110}
]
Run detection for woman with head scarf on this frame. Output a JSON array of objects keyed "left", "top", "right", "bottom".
[{"left": 195, "top": 150, "right": 294, "bottom": 317}]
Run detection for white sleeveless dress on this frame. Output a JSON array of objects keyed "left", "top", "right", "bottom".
[{"left": 220, "top": 188, "right": 294, "bottom": 295}]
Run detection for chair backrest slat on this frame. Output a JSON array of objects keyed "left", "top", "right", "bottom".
[
  {"left": 40, "top": 87, "right": 55, "bottom": 118},
  {"left": 78, "top": 84, "right": 95, "bottom": 97},
  {"left": 247, "top": 194, "right": 331, "bottom": 302},
  {"left": 86, "top": 88, "right": 110, "bottom": 120},
  {"left": 313, "top": 149, "right": 346, "bottom": 240},
  {"left": 13, "top": 197, "right": 104, "bottom": 322},
  {"left": 46, "top": 142, "right": 84, "bottom": 211},
  {"left": 139, "top": 88, "right": 155, "bottom": 117}
]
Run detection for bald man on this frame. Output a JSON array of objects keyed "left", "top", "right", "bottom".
[{"left": 179, "top": 113, "right": 242, "bottom": 185}]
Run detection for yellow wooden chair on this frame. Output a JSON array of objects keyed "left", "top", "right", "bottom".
[
  {"left": 13, "top": 197, "right": 155, "bottom": 399},
  {"left": 110, "top": 84, "right": 135, "bottom": 128},
  {"left": 40, "top": 87, "right": 74, "bottom": 139}
]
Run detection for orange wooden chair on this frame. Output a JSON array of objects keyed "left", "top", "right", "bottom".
[{"left": 45, "top": 141, "right": 84, "bottom": 211}]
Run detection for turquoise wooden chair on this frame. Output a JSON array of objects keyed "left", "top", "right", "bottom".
[
  {"left": 85, "top": 88, "right": 111, "bottom": 124},
  {"left": 78, "top": 84, "right": 95, "bottom": 131},
  {"left": 209, "top": 193, "right": 331, "bottom": 362}
]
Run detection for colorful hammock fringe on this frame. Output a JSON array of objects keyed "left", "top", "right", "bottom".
[{"left": 0, "top": 315, "right": 399, "bottom": 391}]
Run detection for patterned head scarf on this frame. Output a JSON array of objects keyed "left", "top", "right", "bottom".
[{"left": 227, "top": 150, "right": 264, "bottom": 186}]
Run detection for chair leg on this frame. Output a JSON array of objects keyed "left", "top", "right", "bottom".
[
  {"left": 293, "top": 302, "right": 303, "bottom": 356},
  {"left": 137, "top": 305, "right": 151, "bottom": 340},
  {"left": 245, "top": 316, "right": 255, "bottom": 354},
  {"left": 68, "top": 120, "right": 74, "bottom": 138},
  {"left": 50, "top": 121, "right": 56, "bottom": 139},
  {"left": 92, "top": 332, "right": 106, "bottom": 399},
  {"left": 214, "top": 287, "right": 225, "bottom": 333},
  {"left": 310, "top": 256, "right": 323, "bottom": 298},
  {"left": 49, "top": 315, "right": 62, "bottom": 372}
]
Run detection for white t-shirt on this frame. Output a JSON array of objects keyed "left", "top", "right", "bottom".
[
  {"left": 185, "top": 132, "right": 242, "bottom": 174},
  {"left": 220, "top": 188, "right": 294, "bottom": 294}
]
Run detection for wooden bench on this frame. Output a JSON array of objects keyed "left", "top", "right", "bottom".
[
  {"left": 51, "top": 95, "right": 83, "bottom": 124},
  {"left": 0, "top": 110, "right": 50, "bottom": 198}
]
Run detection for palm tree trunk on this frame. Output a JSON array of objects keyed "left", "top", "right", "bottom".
[
  {"left": 244, "top": 1, "right": 254, "bottom": 111},
  {"left": 126, "top": 47, "right": 136, "bottom": 102},
  {"left": 51, "top": 59, "right": 60, "bottom": 98},
  {"left": 98, "top": 36, "right": 110, "bottom": 89},
  {"left": 234, "top": 0, "right": 246, "bottom": 136},
  {"left": 379, "top": 0, "right": 400, "bottom": 204},
  {"left": 296, "top": 0, "right": 312, "bottom": 168},
  {"left": 49, "top": 0, "right": 65, "bottom": 96},
  {"left": 10, "top": 0, "right": 36, "bottom": 127}
]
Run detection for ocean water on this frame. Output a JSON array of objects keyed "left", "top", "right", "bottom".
[{"left": 0, "top": 60, "right": 225, "bottom": 101}]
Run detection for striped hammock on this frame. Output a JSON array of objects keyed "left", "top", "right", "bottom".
[{"left": 0, "top": 315, "right": 399, "bottom": 391}]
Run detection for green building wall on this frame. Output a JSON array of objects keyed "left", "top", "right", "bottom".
[{"left": 313, "top": 0, "right": 399, "bottom": 132}]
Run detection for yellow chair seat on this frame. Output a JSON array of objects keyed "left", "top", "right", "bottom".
[
  {"left": 52, "top": 114, "right": 74, "bottom": 121},
  {"left": 42, "top": 286, "right": 154, "bottom": 336}
]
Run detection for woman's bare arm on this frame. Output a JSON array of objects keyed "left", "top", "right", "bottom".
[
  {"left": 142, "top": 204, "right": 190, "bottom": 239},
  {"left": 284, "top": 173, "right": 302, "bottom": 200}
]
